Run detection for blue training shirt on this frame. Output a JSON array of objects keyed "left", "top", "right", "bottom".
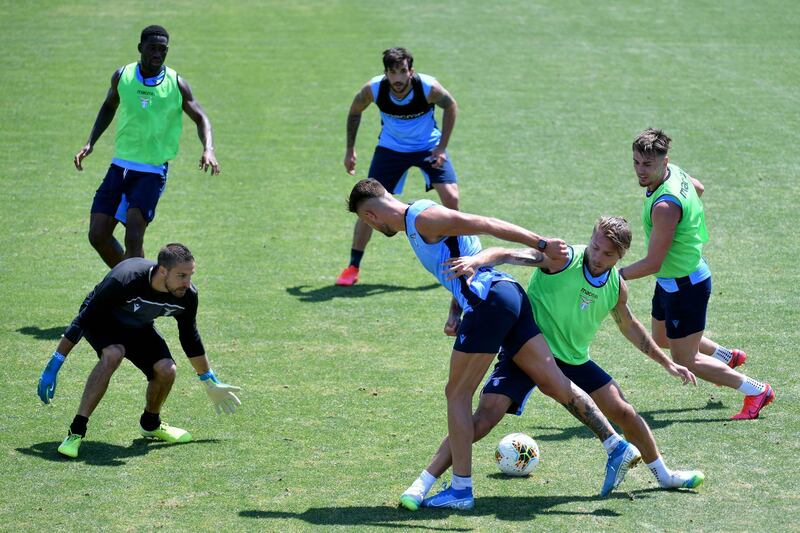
[
  {"left": 369, "top": 73, "right": 441, "bottom": 152},
  {"left": 405, "top": 200, "right": 514, "bottom": 312}
]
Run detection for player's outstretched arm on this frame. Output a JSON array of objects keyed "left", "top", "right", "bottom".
[
  {"left": 610, "top": 280, "right": 697, "bottom": 386},
  {"left": 417, "top": 206, "right": 568, "bottom": 260},
  {"left": 190, "top": 355, "right": 241, "bottom": 415},
  {"left": 443, "top": 247, "right": 555, "bottom": 281},
  {"left": 344, "top": 84, "right": 373, "bottom": 175},
  {"left": 179, "top": 76, "right": 220, "bottom": 175},
  {"left": 74, "top": 69, "right": 122, "bottom": 171}
]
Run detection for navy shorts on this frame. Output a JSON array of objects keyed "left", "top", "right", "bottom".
[
  {"left": 651, "top": 276, "right": 712, "bottom": 339},
  {"left": 453, "top": 280, "right": 541, "bottom": 356},
  {"left": 83, "top": 321, "right": 173, "bottom": 381},
  {"left": 483, "top": 356, "right": 613, "bottom": 416},
  {"left": 91, "top": 163, "right": 167, "bottom": 223},
  {"left": 368, "top": 146, "right": 457, "bottom": 194}
]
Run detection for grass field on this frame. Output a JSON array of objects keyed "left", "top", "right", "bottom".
[{"left": 1, "top": 1, "right": 799, "bottom": 531}]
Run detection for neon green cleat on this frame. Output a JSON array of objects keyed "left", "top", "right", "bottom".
[
  {"left": 680, "top": 471, "right": 705, "bottom": 489},
  {"left": 139, "top": 422, "right": 192, "bottom": 443},
  {"left": 58, "top": 432, "right": 83, "bottom": 458},
  {"left": 400, "top": 494, "right": 422, "bottom": 511}
]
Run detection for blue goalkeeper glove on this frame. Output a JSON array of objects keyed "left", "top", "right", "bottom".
[
  {"left": 38, "top": 352, "right": 66, "bottom": 404},
  {"left": 199, "top": 370, "right": 242, "bottom": 415}
]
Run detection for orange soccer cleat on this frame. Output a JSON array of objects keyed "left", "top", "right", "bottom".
[
  {"left": 731, "top": 383, "right": 775, "bottom": 420},
  {"left": 335, "top": 265, "right": 360, "bottom": 286}
]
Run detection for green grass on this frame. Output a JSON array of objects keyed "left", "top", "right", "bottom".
[{"left": 1, "top": 0, "right": 799, "bottom": 531}]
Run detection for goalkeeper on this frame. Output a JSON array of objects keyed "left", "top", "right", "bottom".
[{"left": 36, "top": 243, "right": 241, "bottom": 459}]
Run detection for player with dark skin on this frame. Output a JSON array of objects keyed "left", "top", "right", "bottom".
[{"left": 75, "top": 28, "right": 220, "bottom": 267}]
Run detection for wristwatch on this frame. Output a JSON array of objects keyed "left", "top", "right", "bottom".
[{"left": 536, "top": 239, "right": 548, "bottom": 251}]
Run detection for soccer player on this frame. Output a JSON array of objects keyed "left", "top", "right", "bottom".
[
  {"left": 401, "top": 216, "right": 703, "bottom": 506},
  {"left": 37, "top": 243, "right": 241, "bottom": 459},
  {"left": 619, "top": 128, "right": 774, "bottom": 419},
  {"left": 337, "top": 47, "right": 459, "bottom": 286},
  {"left": 75, "top": 25, "right": 220, "bottom": 268},
  {"left": 348, "top": 179, "right": 642, "bottom": 510}
]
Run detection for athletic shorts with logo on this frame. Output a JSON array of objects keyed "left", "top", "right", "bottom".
[
  {"left": 91, "top": 163, "right": 167, "bottom": 224},
  {"left": 652, "top": 276, "right": 711, "bottom": 339},
  {"left": 83, "top": 319, "right": 174, "bottom": 381},
  {"left": 368, "top": 146, "right": 457, "bottom": 194},
  {"left": 453, "top": 280, "right": 540, "bottom": 356}
]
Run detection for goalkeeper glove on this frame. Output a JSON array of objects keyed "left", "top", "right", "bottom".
[
  {"left": 38, "top": 351, "right": 66, "bottom": 404},
  {"left": 198, "top": 370, "right": 241, "bottom": 415}
]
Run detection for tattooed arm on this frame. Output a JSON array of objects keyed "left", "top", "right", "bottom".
[
  {"left": 443, "top": 246, "right": 565, "bottom": 281},
  {"left": 344, "top": 83, "right": 374, "bottom": 175},
  {"left": 610, "top": 279, "right": 697, "bottom": 385},
  {"left": 426, "top": 81, "right": 458, "bottom": 169}
]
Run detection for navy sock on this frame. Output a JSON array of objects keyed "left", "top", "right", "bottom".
[
  {"left": 349, "top": 249, "right": 364, "bottom": 268},
  {"left": 140, "top": 410, "right": 161, "bottom": 431},
  {"left": 70, "top": 415, "right": 89, "bottom": 437}
]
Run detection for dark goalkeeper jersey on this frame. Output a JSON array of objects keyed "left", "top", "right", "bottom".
[{"left": 64, "top": 258, "right": 204, "bottom": 357}]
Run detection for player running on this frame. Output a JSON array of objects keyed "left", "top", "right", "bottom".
[
  {"left": 619, "top": 129, "right": 774, "bottom": 420},
  {"left": 401, "top": 216, "right": 703, "bottom": 507}
]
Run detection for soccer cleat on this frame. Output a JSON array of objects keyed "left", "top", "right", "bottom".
[
  {"left": 600, "top": 441, "right": 641, "bottom": 497},
  {"left": 731, "top": 383, "right": 775, "bottom": 420},
  {"left": 728, "top": 349, "right": 747, "bottom": 369},
  {"left": 57, "top": 432, "right": 83, "bottom": 458},
  {"left": 139, "top": 422, "right": 192, "bottom": 443},
  {"left": 669, "top": 470, "right": 705, "bottom": 489},
  {"left": 421, "top": 483, "right": 474, "bottom": 510},
  {"left": 399, "top": 481, "right": 427, "bottom": 511},
  {"left": 335, "top": 265, "right": 359, "bottom": 286}
]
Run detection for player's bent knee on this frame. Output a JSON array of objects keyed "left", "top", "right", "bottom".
[
  {"left": 99, "top": 345, "right": 125, "bottom": 369},
  {"left": 152, "top": 359, "right": 177, "bottom": 382}
]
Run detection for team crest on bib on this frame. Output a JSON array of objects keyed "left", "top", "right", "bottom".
[
  {"left": 139, "top": 95, "right": 152, "bottom": 109},
  {"left": 579, "top": 287, "right": 597, "bottom": 310}
]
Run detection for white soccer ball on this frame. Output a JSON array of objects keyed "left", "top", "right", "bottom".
[{"left": 495, "top": 432, "right": 540, "bottom": 476}]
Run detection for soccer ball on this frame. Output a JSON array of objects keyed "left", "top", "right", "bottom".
[{"left": 495, "top": 432, "right": 540, "bottom": 476}]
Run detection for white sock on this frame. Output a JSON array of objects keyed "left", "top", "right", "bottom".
[
  {"left": 711, "top": 345, "right": 733, "bottom": 365},
  {"left": 602, "top": 434, "right": 622, "bottom": 454},
  {"left": 737, "top": 376, "right": 766, "bottom": 396},
  {"left": 451, "top": 474, "right": 472, "bottom": 490},
  {"left": 646, "top": 456, "right": 672, "bottom": 487},
  {"left": 419, "top": 470, "right": 437, "bottom": 494}
]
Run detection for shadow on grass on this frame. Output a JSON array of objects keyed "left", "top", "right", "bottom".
[
  {"left": 286, "top": 282, "right": 440, "bottom": 303},
  {"left": 15, "top": 438, "right": 221, "bottom": 467},
  {"left": 239, "top": 490, "right": 662, "bottom": 529},
  {"left": 530, "top": 400, "right": 732, "bottom": 442},
  {"left": 17, "top": 326, "right": 66, "bottom": 341}
]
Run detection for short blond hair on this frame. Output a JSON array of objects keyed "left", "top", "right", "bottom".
[{"left": 593, "top": 216, "right": 632, "bottom": 257}]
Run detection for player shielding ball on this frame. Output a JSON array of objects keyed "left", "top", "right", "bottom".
[
  {"left": 619, "top": 129, "right": 774, "bottom": 420},
  {"left": 37, "top": 243, "right": 241, "bottom": 459},
  {"left": 348, "top": 179, "right": 641, "bottom": 510},
  {"left": 401, "top": 217, "right": 703, "bottom": 505}
]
